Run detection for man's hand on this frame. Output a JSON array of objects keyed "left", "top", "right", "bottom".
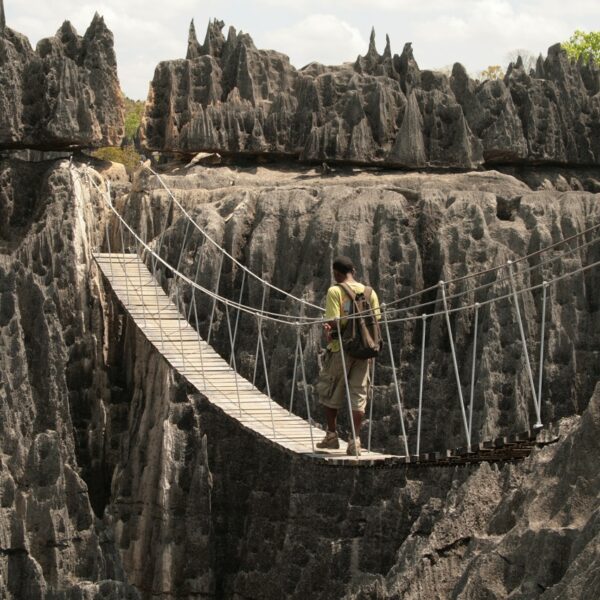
[{"left": 323, "top": 322, "right": 333, "bottom": 342}]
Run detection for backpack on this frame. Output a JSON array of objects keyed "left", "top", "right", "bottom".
[{"left": 337, "top": 282, "right": 383, "bottom": 359}]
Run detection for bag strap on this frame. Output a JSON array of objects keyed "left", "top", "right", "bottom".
[{"left": 337, "top": 282, "right": 356, "bottom": 302}]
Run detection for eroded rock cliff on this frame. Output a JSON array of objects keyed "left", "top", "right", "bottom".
[
  {"left": 120, "top": 164, "right": 600, "bottom": 453},
  {"left": 1, "top": 156, "right": 599, "bottom": 599},
  {"left": 0, "top": 0, "right": 124, "bottom": 151},
  {"left": 94, "top": 158, "right": 600, "bottom": 596},
  {"left": 142, "top": 20, "right": 600, "bottom": 169},
  {"left": 0, "top": 158, "right": 137, "bottom": 598}
]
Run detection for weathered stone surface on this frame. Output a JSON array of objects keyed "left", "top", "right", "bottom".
[
  {"left": 120, "top": 164, "right": 600, "bottom": 457},
  {"left": 0, "top": 158, "right": 137, "bottom": 598},
  {"left": 142, "top": 20, "right": 600, "bottom": 168},
  {"left": 0, "top": 1, "right": 124, "bottom": 150},
  {"left": 2, "top": 158, "right": 600, "bottom": 599},
  {"left": 105, "top": 158, "right": 600, "bottom": 597},
  {"left": 505, "top": 44, "right": 600, "bottom": 166}
]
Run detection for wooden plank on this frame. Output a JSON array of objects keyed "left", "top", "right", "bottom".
[{"left": 95, "top": 253, "right": 398, "bottom": 466}]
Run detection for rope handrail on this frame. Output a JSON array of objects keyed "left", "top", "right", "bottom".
[
  {"left": 78, "top": 159, "right": 600, "bottom": 457},
  {"left": 141, "top": 161, "right": 600, "bottom": 323},
  {"left": 80, "top": 167, "right": 324, "bottom": 326},
  {"left": 142, "top": 163, "right": 325, "bottom": 313},
  {"left": 383, "top": 219, "right": 600, "bottom": 311},
  {"left": 79, "top": 164, "right": 600, "bottom": 331},
  {"left": 384, "top": 257, "right": 600, "bottom": 325},
  {"left": 385, "top": 232, "right": 600, "bottom": 319}
]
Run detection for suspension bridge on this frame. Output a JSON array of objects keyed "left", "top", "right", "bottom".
[{"left": 71, "top": 161, "right": 600, "bottom": 467}]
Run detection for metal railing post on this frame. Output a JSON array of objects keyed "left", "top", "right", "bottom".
[
  {"left": 174, "top": 277, "right": 186, "bottom": 369},
  {"left": 416, "top": 313, "right": 427, "bottom": 456},
  {"left": 536, "top": 281, "right": 549, "bottom": 428},
  {"left": 296, "top": 324, "right": 315, "bottom": 453},
  {"left": 191, "top": 288, "right": 207, "bottom": 391},
  {"left": 224, "top": 303, "right": 242, "bottom": 417},
  {"left": 381, "top": 305, "right": 410, "bottom": 457},
  {"left": 367, "top": 358, "right": 375, "bottom": 452},
  {"left": 252, "top": 286, "right": 268, "bottom": 388},
  {"left": 230, "top": 269, "right": 246, "bottom": 368},
  {"left": 440, "top": 281, "right": 470, "bottom": 451},
  {"left": 207, "top": 253, "right": 224, "bottom": 345},
  {"left": 335, "top": 318, "right": 359, "bottom": 456},
  {"left": 468, "top": 303, "right": 480, "bottom": 446},
  {"left": 507, "top": 261, "right": 541, "bottom": 427},
  {"left": 367, "top": 358, "right": 375, "bottom": 454},
  {"left": 187, "top": 249, "right": 204, "bottom": 323},
  {"left": 257, "top": 322, "right": 276, "bottom": 437},
  {"left": 288, "top": 334, "right": 300, "bottom": 413}
]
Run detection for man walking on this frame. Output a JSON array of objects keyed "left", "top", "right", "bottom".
[{"left": 315, "top": 256, "right": 380, "bottom": 456}]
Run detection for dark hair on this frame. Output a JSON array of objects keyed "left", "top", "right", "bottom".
[{"left": 332, "top": 255, "right": 355, "bottom": 274}]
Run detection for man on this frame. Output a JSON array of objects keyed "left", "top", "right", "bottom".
[{"left": 315, "top": 256, "right": 380, "bottom": 456}]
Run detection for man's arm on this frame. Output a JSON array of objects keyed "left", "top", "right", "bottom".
[
  {"left": 323, "top": 286, "right": 342, "bottom": 338},
  {"left": 370, "top": 289, "right": 381, "bottom": 321}
]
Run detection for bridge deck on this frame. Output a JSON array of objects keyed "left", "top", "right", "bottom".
[{"left": 94, "top": 253, "right": 400, "bottom": 465}]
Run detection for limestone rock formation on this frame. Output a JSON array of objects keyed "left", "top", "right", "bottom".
[
  {"left": 121, "top": 165, "right": 600, "bottom": 455},
  {"left": 0, "top": 1, "right": 124, "bottom": 150},
  {"left": 2, "top": 156, "right": 599, "bottom": 597},
  {"left": 100, "top": 163, "right": 600, "bottom": 598},
  {"left": 0, "top": 158, "right": 138, "bottom": 597},
  {"left": 142, "top": 19, "right": 600, "bottom": 168}
]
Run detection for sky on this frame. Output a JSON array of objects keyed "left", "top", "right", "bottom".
[{"left": 4, "top": 0, "right": 600, "bottom": 100}]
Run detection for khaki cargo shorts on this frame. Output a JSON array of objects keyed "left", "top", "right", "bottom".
[{"left": 316, "top": 350, "right": 370, "bottom": 413}]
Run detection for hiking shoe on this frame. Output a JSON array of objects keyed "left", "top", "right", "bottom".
[
  {"left": 347, "top": 438, "right": 362, "bottom": 456},
  {"left": 316, "top": 430, "right": 339, "bottom": 449}
]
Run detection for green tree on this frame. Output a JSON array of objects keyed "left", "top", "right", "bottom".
[
  {"left": 91, "top": 145, "right": 142, "bottom": 175},
  {"left": 90, "top": 93, "right": 144, "bottom": 176},
  {"left": 562, "top": 30, "right": 600, "bottom": 64},
  {"left": 123, "top": 96, "right": 145, "bottom": 142}
]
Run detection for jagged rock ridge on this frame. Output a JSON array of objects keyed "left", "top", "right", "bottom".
[
  {"left": 142, "top": 20, "right": 600, "bottom": 169},
  {"left": 0, "top": 0, "right": 124, "bottom": 150}
]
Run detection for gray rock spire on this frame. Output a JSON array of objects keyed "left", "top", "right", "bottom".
[
  {"left": 187, "top": 19, "right": 202, "bottom": 59},
  {"left": 0, "top": 0, "right": 6, "bottom": 32},
  {"left": 389, "top": 90, "right": 426, "bottom": 166},
  {"left": 383, "top": 34, "right": 391, "bottom": 59},
  {"left": 367, "top": 27, "right": 377, "bottom": 57}
]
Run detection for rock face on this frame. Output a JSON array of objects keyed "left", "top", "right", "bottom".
[
  {"left": 102, "top": 162, "right": 600, "bottom": 598},
  {"left": 142, "top": 20, "right": 600, "bottom": 169},
  {"left": 0, "top": 0, "right": 124, "bottom": 150},
  {"left": 2, "top": 158, "right": 600, "bottom": 598},
  {"left": 121, "top": 165, "right": 600, "bottom": 453},
  {"left": 0, "top": 158, "right": 138, "bottom": 598}
]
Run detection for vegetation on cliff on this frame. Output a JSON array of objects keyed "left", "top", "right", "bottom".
[
  {"left": 92, "top": 94, "right": 143, "bottom": 174},
  {"left": 563, "top": 30, "right": 600, "bottom": 64}
]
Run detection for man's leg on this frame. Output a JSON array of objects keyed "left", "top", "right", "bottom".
[
  {"left": 351, "top": 410, "right": 362, "bottom": 436},
  {"left": 325, "top": 406, "right": 338, "bottom": 433},
  {"left": 347, "top": 358, "right": 369, "bottom": 455}
]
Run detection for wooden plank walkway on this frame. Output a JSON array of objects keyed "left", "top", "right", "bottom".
[
  {"left": 95, "top": 253, "right": 553, "bottom": 468},
  {"left": 94, "top": 253, "right": 400, "bottom": 466}
]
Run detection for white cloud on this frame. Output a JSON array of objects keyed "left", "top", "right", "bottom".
[
  {"left": 263, "top": 14, "right": 367, "bottom": 68},
  {"left": 3, "top": 0, "right": 599, "bottom": 99}
]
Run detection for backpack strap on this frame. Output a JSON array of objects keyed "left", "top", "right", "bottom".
[{"left": 337, "top": 282, "right": 356, "bottom": 302}]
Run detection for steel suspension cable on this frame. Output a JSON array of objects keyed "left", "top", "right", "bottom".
[
  {"left": 385, "top": 231, "right": 600, "bottom": 320},
  {"left": 142, "top": 163, "right": 324, "bottom": 313},
  {"left": 81, "top": 168, "right": 322, "bottom": 326},
  {"left": 383, "top": 220, "right": 600, "bottom": 312},
  {"left": 80, "top": 165, "right": 600, "bottom": 333}
]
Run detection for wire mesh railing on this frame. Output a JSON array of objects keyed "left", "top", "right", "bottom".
[{"left": 72, "top": 159, "right": 600, "bottom": 458}]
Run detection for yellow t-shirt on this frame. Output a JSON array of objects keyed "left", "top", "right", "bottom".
[{"left": 325, "top": 282, "right": 380, "bottom": 352}]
